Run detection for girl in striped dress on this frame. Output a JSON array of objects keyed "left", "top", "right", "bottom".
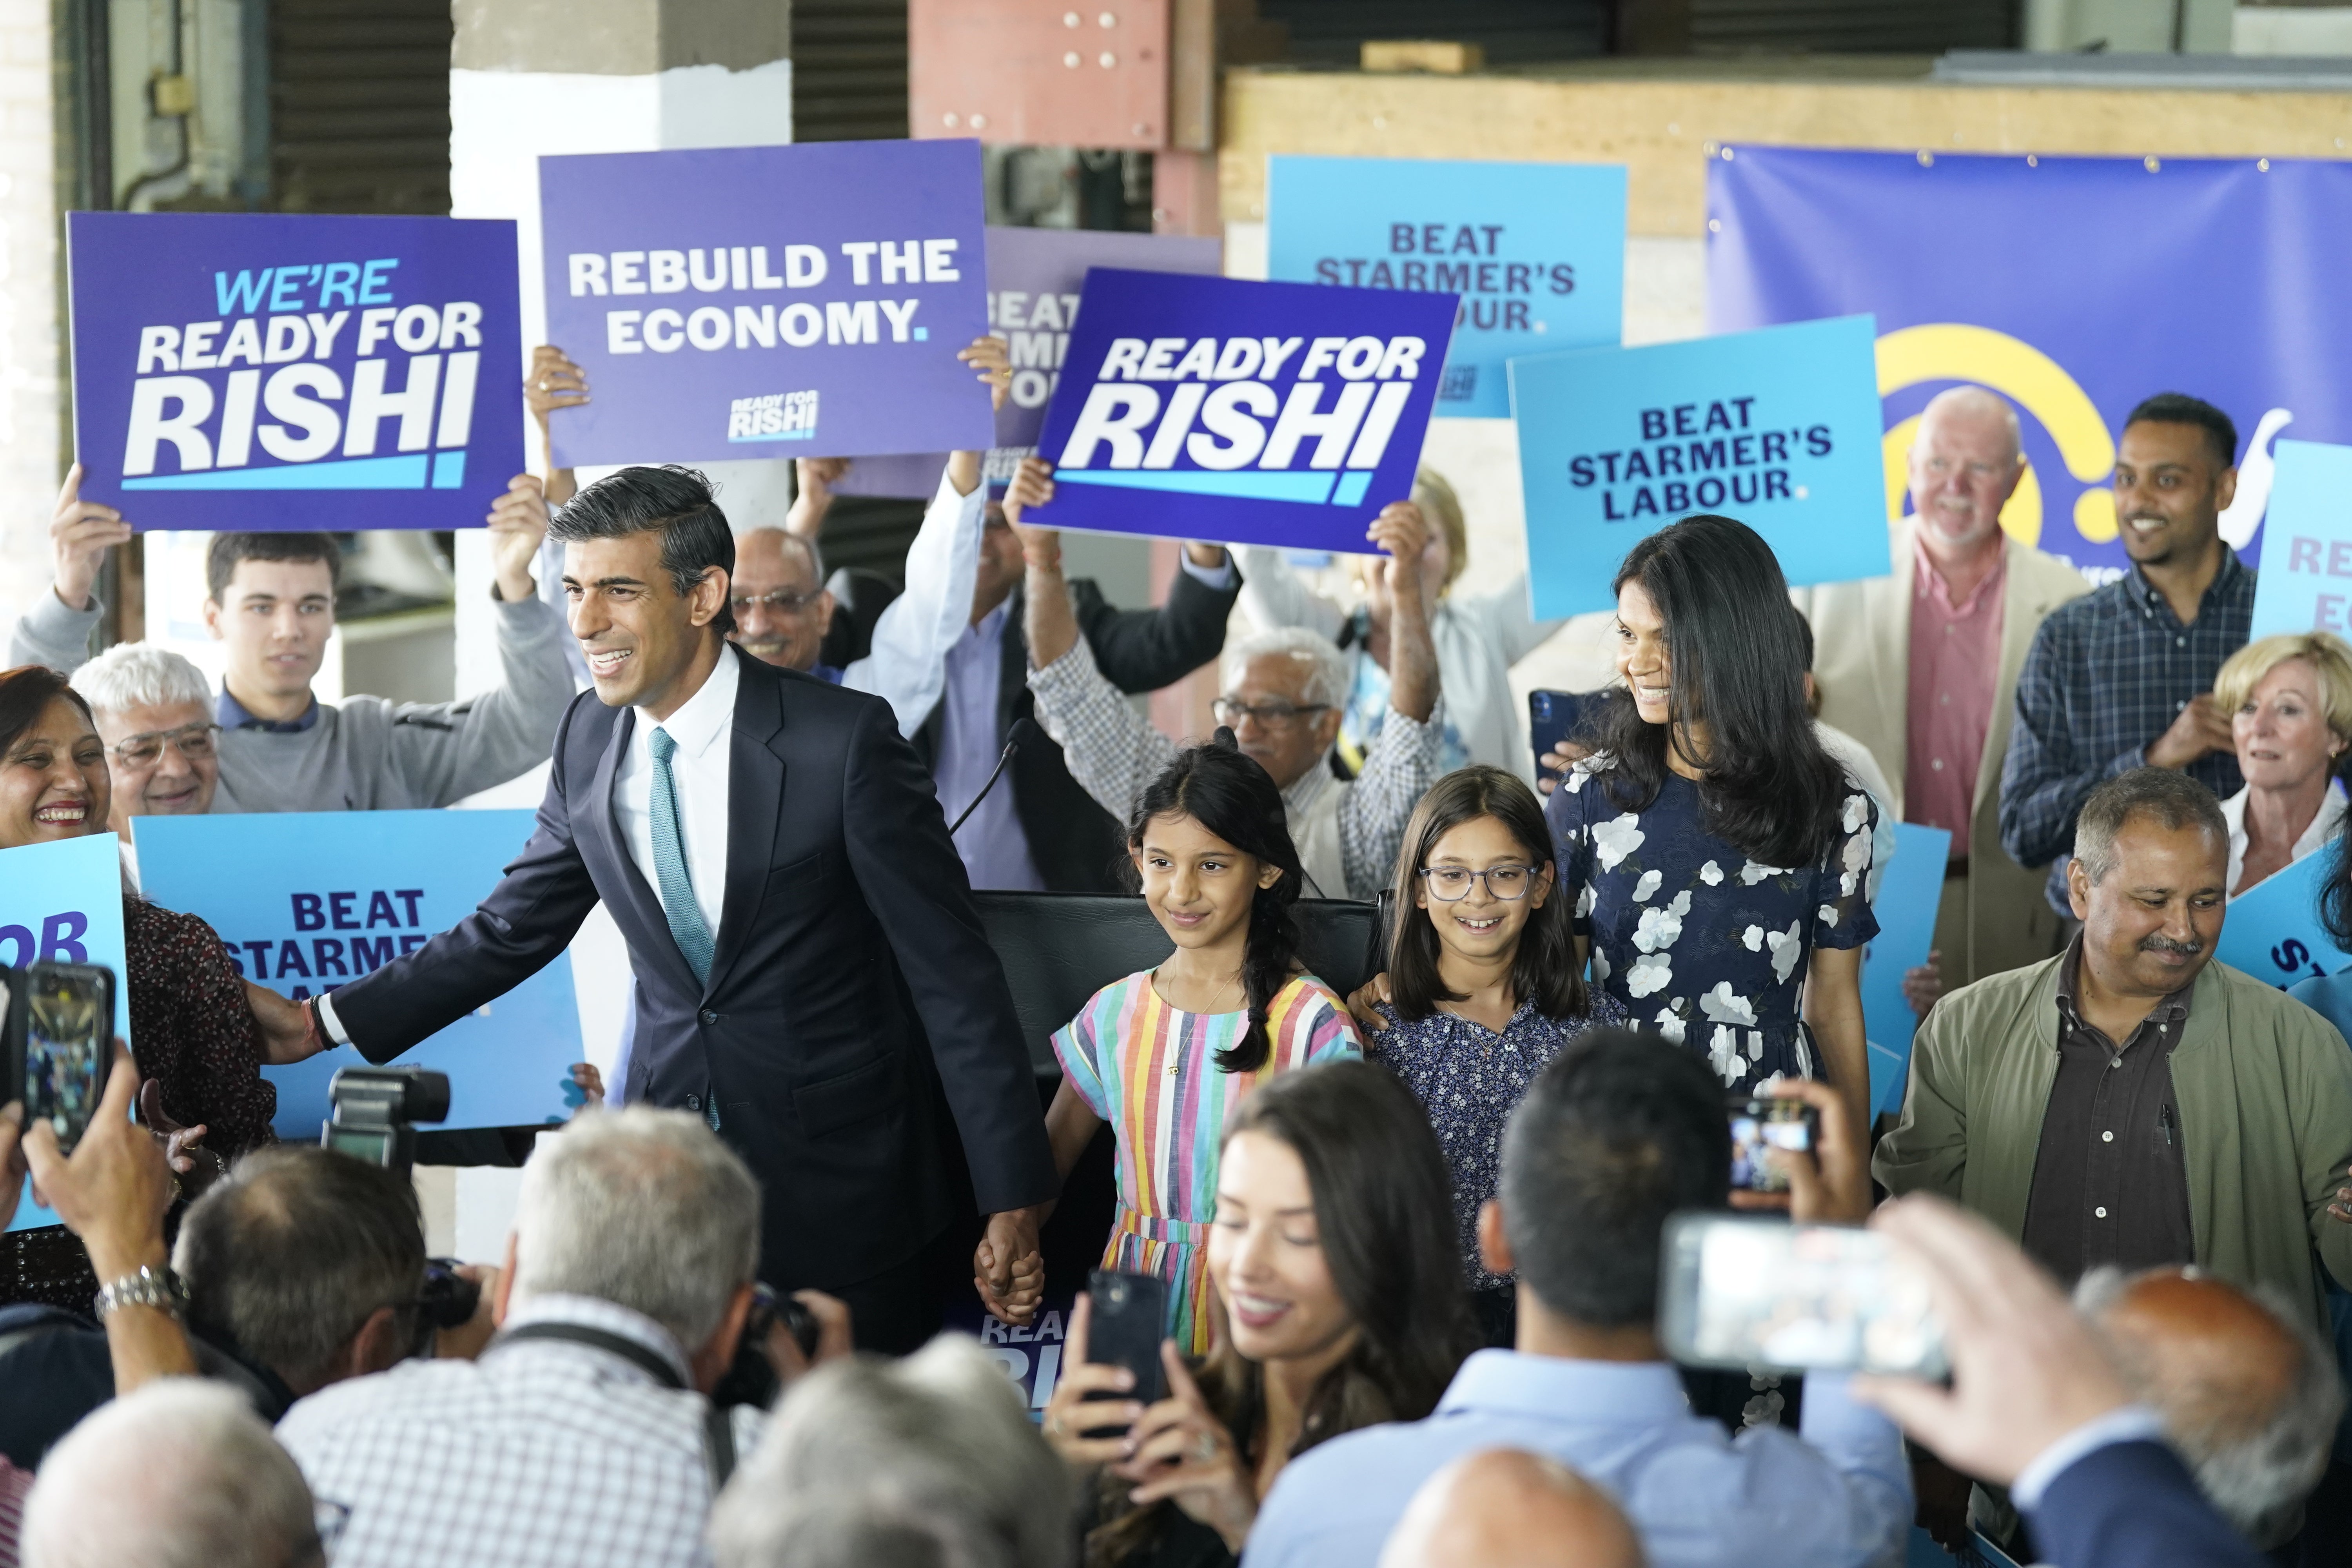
[{"left": 1045, "top": 732, "right": 1361, "bottom": 1355}]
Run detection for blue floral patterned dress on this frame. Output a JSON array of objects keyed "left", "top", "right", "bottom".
[{"left": 1542, "top": 758, "right": 1878, "bottom": 1088}]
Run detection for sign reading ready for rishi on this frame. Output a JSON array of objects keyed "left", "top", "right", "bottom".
[
  {"left": 1512, "top": 314, "right": 1891, "bottom": 619},
  {"left": 540, "top": 139, "right": 993, "bottom": 466},
  {"left": 70, "top": 212, "right": 523, "bottom": 530},
  {"left": 1267, "top": 155, "right": 1626, "bottom": 419},
  {"left": 1030, "top": 269, "right": 1457, "bottom": 552},
  {"left": 136, "top": 809, "right": 583, "bottom": 1138}
]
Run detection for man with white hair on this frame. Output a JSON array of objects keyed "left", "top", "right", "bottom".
[
  {"left": 710, "top": 1334, "right": 1072, "bottom": 1568},
  {"left": 1009, "top": 461, "right": 1443, "bottom": 900},
  {"left": 1379, "top": 1449, "right": 1646, "bottom": 1568},
  {"left": 20, "top": 1380, "right": 324, "bottom": 1568},
  {"left": 1793, "top": 385, "right": 2090, "bottom": 998},
  {"left": 69, "top": 642, "right": 238, "bottom": 828},
  {"left": 275, "top": 1108, "right": 800, "bottom": 1568}
]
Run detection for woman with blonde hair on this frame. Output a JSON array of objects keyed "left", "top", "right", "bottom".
[
  {"left": 1234, "top": 468, "right": 1562, "bottom": 786},
  {"left": 2212, "top": 631, "right": 2352, "bottom": 897}
]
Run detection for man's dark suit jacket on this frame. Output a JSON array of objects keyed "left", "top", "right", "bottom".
[
  {"left": 914, "top": 572, "right": 1240, "bottom": 892},
  {"left": 2025, "top": 1439, "right": 2265, "bottom": 1568},
  {"left": 326, "top": 648, "right": 1058, "bottom": 1289}
]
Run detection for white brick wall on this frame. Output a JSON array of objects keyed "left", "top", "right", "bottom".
[{"left": 0, "top": 0, "right": 56, "bottom": 625}]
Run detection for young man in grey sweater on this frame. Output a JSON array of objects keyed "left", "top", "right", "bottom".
[{"left": 11, "top": 466, "right": 575, "bottom": 812}]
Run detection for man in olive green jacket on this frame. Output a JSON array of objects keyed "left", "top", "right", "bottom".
[{"left": 1874, "top": 768, "right": 2352, "bottom": 1339}]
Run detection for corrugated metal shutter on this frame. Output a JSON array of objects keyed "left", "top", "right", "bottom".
[
  {"left": 792, "top": 0, "right": 910, "bottom": 141},
  {"left": 1688, "top": 0, "right": 2014, "bottom": 53},
  {"left": 1260, "top": 0, "right": 1610, "bottom": 64},
  {"left": 270, "top": 0, "right": 453, "bottom": 214}
]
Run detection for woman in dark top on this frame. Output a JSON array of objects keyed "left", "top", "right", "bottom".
[
  {"left": 1543, "top": 516, "right": 1878, "bottom": 1138},
  {"left": 1040, "top": 1061, "right": 1476, "bottom": 1568},
  {"left": 1367, "top": 764, "right": 1625, "bottom": 1346},
  {"left": 0, "top": 665, "right": 275, "bottom": 1306}
]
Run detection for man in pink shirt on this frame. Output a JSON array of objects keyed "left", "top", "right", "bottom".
[{"left": 1795, "top": 387, "right": 2091, "bottom": 1000}]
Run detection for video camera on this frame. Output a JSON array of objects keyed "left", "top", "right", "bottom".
[{"left": 320, "top": 1065, "right": 450, "bottom": 1174}]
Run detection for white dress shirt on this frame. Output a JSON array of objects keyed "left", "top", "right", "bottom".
[
  {"left": 2220, "top": 778, "right": 2346, "bottom": 900},
  {"left": 613, "top": 645, "right": 739, "bottom": 945}
]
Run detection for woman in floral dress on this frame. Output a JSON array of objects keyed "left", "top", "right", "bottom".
[{"left": 1543, "top": 515, "right": 1879, "bottom": 1139}]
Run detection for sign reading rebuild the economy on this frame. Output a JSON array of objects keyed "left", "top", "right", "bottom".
[
  {"left": 539, "top": 138, "right": 995, "bottom": 466},
  {"left": 67, "top": 212, "right": 525, "bottom": 531},
  {"left": 1029, "top": 269, "right": 1458, "bottom": 552},
  {"left": 1266, "top": 155, "right": 1626, "bottom": 420},
  {"left": 1511, "top": 314, "right": 1892, "bottom": 619},
  {"left": 136, "top": 809, "right": 583, "bottom": 1138}
]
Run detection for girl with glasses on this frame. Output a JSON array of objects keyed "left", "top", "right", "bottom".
[
  {"left": 1365, "top": 764, "right": 1624, "bottom": 1345},
  {"left": 1042, "top": 732, "right": 1362, "bottom": 1361}
]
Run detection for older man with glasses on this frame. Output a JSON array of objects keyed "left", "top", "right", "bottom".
[{"left": 69, "top": 641, "right": 240, "bottom": 833}]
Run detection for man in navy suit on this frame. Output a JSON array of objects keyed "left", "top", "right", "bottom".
[
  {"left": 252, "top": 464, "right": 1058, "bottom": 1351},
  {"left": 1857, "top": 1194, "right": 2270, "bottom": 1568}
]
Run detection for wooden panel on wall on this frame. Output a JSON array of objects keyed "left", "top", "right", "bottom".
[{"left": 1217, "top": 60, "right": 2352, "bottom": 236}]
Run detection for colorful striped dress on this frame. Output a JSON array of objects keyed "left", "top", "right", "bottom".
[{"left": 1052, "top": 969, "right": 1361, "bottom": 1354}]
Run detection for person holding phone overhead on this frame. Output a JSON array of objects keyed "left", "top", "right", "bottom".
[
  {"left": 1042, "top": 736, "right": 1360, "bottom": 1359},
  {"left": 1040, "top": 1062, "right": 1476, "bottom": 1566},
  {"left": 0, "top": 665, "right": 303, "bottom": 1307},
  {"left": 1537, "top": 516, "right": 1878, "bottom": 1140}
]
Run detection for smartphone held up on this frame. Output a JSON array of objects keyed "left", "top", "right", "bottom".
[
  {"left": 1658, "top": 1212, "right": 1949, "bottom": 1381},
  {"left": 5, "top": 960, "right": 117, "bottom": 1154}
]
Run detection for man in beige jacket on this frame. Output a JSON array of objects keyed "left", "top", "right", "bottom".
[{"left": 1793, "top": 386, "right": 2090, "bottom": 1000}]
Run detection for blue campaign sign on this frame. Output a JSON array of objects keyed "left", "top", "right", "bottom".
[
  {"left": 2, "top": 834, "right": 130, "bottom": 1234},
  {"left": 135, "top": 810, "right": 582, "bottom": 1138},
  {"left": 2250, "top": 440, "right": 2352, "bottom": 639},
  {"left": 539, "top": 139, "right": 994, "bottom": 467},
  {"left": 2214, "top": 850, "right": 2351, "bottom": 991},
  {"left": 1267, "top": 155, "right": 1625, "bottom": 419},
  {"left": 1862, "top": 822, "right": 1949, "bottom": 1119},
  {"left": 1511, "top": 314, "right": 1892, "bottom": 619},
  {"left": 1029, "top": 269, "right": 1458, "bottom": 551},
  {"left": 68, "top": 211, "right": 524, "bottom": 531}
]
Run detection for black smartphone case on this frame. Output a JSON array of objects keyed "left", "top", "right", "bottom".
[{"left": 1086, "top": 1268, "right": 1169, "bottom": 1405}]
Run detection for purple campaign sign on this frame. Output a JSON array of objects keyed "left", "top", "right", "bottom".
[
  {"left": 68, "top": 212, "right": 524, "bottom": 532},
  {"left": 540, "top": 140, "right": 994, "bottom": 467},
  {"left": 987, "top": 226, "right": 1222, "bottom": 450},
  {"left": 1030, "top": 270, "right": 1456, "bottom": 551}
]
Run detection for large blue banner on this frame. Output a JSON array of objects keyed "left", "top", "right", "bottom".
[
  {"left": 1512, "top": 315, "right": 1891, "bottom": 618},
  {"left": 2, "top": 834, "right": 130, "bottom": 1232},
  {"left": 540, "top": 140, "right": 995, "bottom": 467},
  {"left": 68, "top": 212, "right": 524, "bottom": 531},
  {"left": 1709, "top": 147, "right": 2352, "bottom": 581},
  {"left": 2249, "top": 440, "right": 2352, "bottom": 640},
  {"left": 136, "top": 810, "right": 582, "bottom": 1137},
  {"left": 1266, "top": 155, "right": 1625, "bottom": 419},
  {"left": 1030, "top": 269, "right": 1457, "bottom": 551}
]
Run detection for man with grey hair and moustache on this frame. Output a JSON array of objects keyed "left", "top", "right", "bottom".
[
  {"left": 1792, "top": 384, "right": 2090, "bottom": 1005},
  {"left": 1878, "top": 767, "right": 2352, "bottom": 1336},
  {"left": 69, "top": 643, "right": 239, "bottom": 862},
  {"left": 276, "top": 1109, "right": 848, "bottom": 1568}
]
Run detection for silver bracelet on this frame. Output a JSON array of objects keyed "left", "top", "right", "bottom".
[{"left": 94, "top": 1264, "right": 190, "bottom": 1321}]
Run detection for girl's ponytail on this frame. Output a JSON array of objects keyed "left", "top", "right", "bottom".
[{"left": 1126, "top": 727, "right": 1306, "bottom": 1074}]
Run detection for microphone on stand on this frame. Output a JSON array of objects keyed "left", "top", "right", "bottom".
[{"left": 949, "top": 717, "right": 1039, "bottom": 836}]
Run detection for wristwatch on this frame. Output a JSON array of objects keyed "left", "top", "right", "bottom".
[{"left": 94, "top": 1264, "right": 191, "bottom": 1321}]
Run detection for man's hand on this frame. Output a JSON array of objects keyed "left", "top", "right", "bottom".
[
  {"left": 524, "top": 346, "right": 590, "bottom": 431},
  {"left": 762, "top": 1289, "right": 855, "bottom": 1385},
  {"left": 788, "top": 456, "right": 853, "bottom": 538},
  {"left": 1731, "top": 1074, "right": 1872, "bottom": 1224},
  {"left": 2145, "top": 693, "right": 2234, "bottom": 771},
  {"left": 566, "top": 1062, "right": 605, "bottom": 1115},
  {"left": 1, "top": 1100, "right": 23, "bottom": 1229},
  {"left": 1184, "top": 543, "right": 1229, "bottom": 571},
  {"left": 1902, "top": 951, "right": 1944, "bottom": 1022},
  {"left": 47, "top": 464, "right": 133, "bottom": 614},
  {"left": 1851, "top": 1194, "right": 2134, "bottom": 1486},
  {"left": 136, "top": 1080, "right": 225, "bottom": 1198},
  {"left": 1003, "top": 455, "right": 1055, "bottom": 527},
  {"left": 24, "top": 1044, "right": 174, "bottom": 1282},
  {"left": 244, "top": 981, "right": 328, "bottom": 1066},
  {"left": 1366, "top": 500, "right": 1431, "bottom": 600},
  {"left": 1345, "top": 973, "right": 1394, "bottom": 1036},
  {"left": 975, "top": 1203, "right": 1047, "bottom": 1325},
  {"left": 487, "top": 473, "right": 550, "bottom": 602},
  {"left": 436, "top": 1263, "right": 502, "bottom": 1359},
  {"left": 957, "top": 334, "right": 1013, "bottom": 413}
]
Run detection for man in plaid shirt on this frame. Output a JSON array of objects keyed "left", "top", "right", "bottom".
[{"left": 2000, "top": 394, "right": 2256, "bottom": 916}]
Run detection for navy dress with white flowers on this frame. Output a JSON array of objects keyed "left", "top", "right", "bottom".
[{"left": 1543, "top": 759, "right": 1879, "bottom": 1088}]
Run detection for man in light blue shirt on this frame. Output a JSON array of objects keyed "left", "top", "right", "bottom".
[{"left": 1243, "top": 1032, "right": 1911, "bottom": 1568}]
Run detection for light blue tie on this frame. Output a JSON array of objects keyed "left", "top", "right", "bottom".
[{"left": 647, "top": 726, "right": 715, "bottom": 987}]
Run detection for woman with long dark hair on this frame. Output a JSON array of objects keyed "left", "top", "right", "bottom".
[
  {"left": 1545, "top": 515, "right": 1878, "bottom": 1136},
  {"left": 1368, "top": 764, "right": 1625, "bottom": 1345},
  {"left": 1042, "top": 1060, "right": 1477, "bottom": 1567},
  {"left": 1041, "top": 733, "right": 1360, "bottom": 1357},
  {"left": 0, "top": 665, "right": 278, "bottom": 1306}
]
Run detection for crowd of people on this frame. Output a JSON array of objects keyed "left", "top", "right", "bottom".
[{"left": 0, "top": 341, "right": 2346, "bottom": 1568}]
